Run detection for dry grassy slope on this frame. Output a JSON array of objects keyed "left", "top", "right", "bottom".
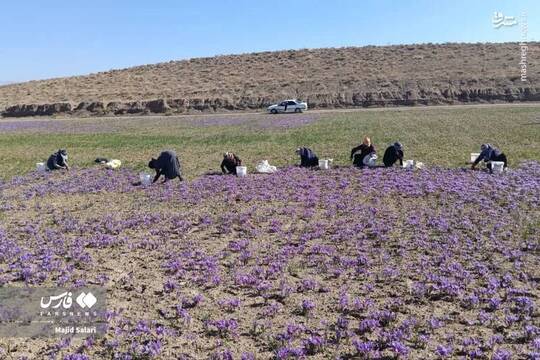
[{"left": 1, "top": 42, "right": 539, "bottom": 117}]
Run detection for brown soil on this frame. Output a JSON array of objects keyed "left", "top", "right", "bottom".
[{"left": 1, "top": 42, "right": 539, "bottom": 117}]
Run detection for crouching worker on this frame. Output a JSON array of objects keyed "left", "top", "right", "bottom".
[
  {"left": 47, "top": 149, "right": 69, "bottom": 171},
  {"left": 351, "top": 136, "right": 376, "bottom": 168},
  {"left": 471, "top": 144, "right": 507, "bottom": 173},
  {"left": 221, "top": 152, "right": 242, "bottom": 175},
  {"left": 383, "top": 142, "right": 404, "bottom": 167},
  {"left": 148, "top": 150, "right": 183, "bottom": 183},
  {"left": 296, "top": 147, "right": 319, "bottom": 167}
]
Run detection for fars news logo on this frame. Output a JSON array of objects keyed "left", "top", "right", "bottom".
[{"left": 40, "top": 291, "right": 98, "bottom": 316}]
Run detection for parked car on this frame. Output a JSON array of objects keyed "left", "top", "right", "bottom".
[{"left": 267, "top": 99, "right": 308, "bottom": 114}]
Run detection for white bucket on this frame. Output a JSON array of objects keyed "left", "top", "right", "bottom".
[
  {"left": 36, "top": 162, "right": 46, "bottom": 172},
  {"left": 470, "top": 153, "right": 480, "bottom": 163},
  {"left": 139, "top": 172, "right": 152, "bottom": 185},
  {"left": 319, "top": 159, "right": 330, "bottom": 170},
  {"left": 491, "top": 161, "right": 505, "bottom": 174},
  {"left": 403, "top": 160, "right": 415, "bottom": 169},
  {"left": 236, "top": 166, "right": 247, "bottom": 177}
]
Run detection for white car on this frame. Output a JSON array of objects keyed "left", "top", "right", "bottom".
[{"left": 267, "top": 99, "right": 308, "bottom": 114}]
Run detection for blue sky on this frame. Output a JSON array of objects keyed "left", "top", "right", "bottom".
[{"left": 1, "top": 0, "right": 538, "bottom": 82}]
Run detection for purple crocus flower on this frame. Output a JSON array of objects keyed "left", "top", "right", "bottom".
[
  {"left": 301, "top": 299, "right": 315, "bottom": 315},
  {"left": 492, "top": 349, "right": 512, "bottom": 360}
]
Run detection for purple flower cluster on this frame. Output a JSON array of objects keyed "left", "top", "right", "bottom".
[{"left": 0, "top": 161, "right": 539, "bottom": 358}]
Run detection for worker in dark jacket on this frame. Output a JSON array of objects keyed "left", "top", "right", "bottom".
[
  {"left": 296, "top": 147, "right": 319, "bottom": 167},
  {"left": 148, "top": 150, "right": 183, "bottom": 183},
  {"left": 383, "top": 142, "right": 404, "bottom": 167},
  {"left": 350, "top": 136, "right": 376, "bottom": 168},
  {"left": 221, "top": 152, "right": 242, "bottom": 175},
  {"left": 47, "top": 149, "right": 69, "bottom": 171},
  {"left": 471, "top": 144, "right": 507, "bottom": 172}
]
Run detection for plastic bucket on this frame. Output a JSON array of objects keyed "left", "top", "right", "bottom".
[
  {"left": 470, "top": 153, "right": 480, "bottom": 163},
  {"left": 36, "top": 162, "right": 46, "bottom": 172},
  {"left": 139, "top": 172, "right": 152, "bottom": 185},
  {"left": 491, "top": 161, "right": 504, "bottom": 174},
  {"left": 319, "top": 159, "right": 329, "bottom": 170},
  {"left": 403, "top": 160, "right": 415, "bottom": 169},
  {"left": 236, "top": 166, "right": 247, "bottom": 177}
]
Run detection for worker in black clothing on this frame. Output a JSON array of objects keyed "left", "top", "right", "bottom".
[
  {"left": 148, "top": 150, "right": 183, "bottom": 183},
  {"left": 221, "top": 152, "right": 242, "bottom": 175},
  {"left": 383, "top": 142, "right": 404, "bottom": 167}
]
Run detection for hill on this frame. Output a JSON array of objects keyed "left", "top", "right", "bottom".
[{"left": 1, "top": 42, "right": 539, "bottom": 117}]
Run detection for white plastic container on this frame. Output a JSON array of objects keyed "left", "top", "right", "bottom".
[
  {"left": 470, "top": 153, "right": 480, "bottom": 163},
  {"left": 491, "top": 161, "right": 505, "bottom": 174},
  {"left": 140, "top": 172, "right": 152, "bottom": 185},
  {"left": 236, "top": 166, "right": 247, "bottom": 177},
  {"left": 403, "top": 160, "right": 415, "bottom": 169},
  {"left": 318, "top": 159, "right": 330, "bottom": 170},
  {"left": 36, "top": 162, "right": 47, "bottom": 172}
]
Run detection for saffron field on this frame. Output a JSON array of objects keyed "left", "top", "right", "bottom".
[{"left": 0, "top": 105, "right": 539, "bottom": 359}]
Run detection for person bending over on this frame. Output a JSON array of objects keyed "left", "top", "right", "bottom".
[
  {"left": 47, "top": 149, "right": 69, "bottom": 171},
  {"left": 383, "top": 142, "right": 404, "bottom": 167},
  {"left": 148, "top": 150, "right": 183, "bottom": 183},
  {"left": 296, "top": 147, "right": 319, "bottom": 167},
  {"left": 350, "top": 136, "right": 376, "bottom": 168},
  {"left": 221, "top": 152, "right": 242, "bottom": 175},
  {"left": 471, "top": 144, "right": 507, "bottom": 173}
]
